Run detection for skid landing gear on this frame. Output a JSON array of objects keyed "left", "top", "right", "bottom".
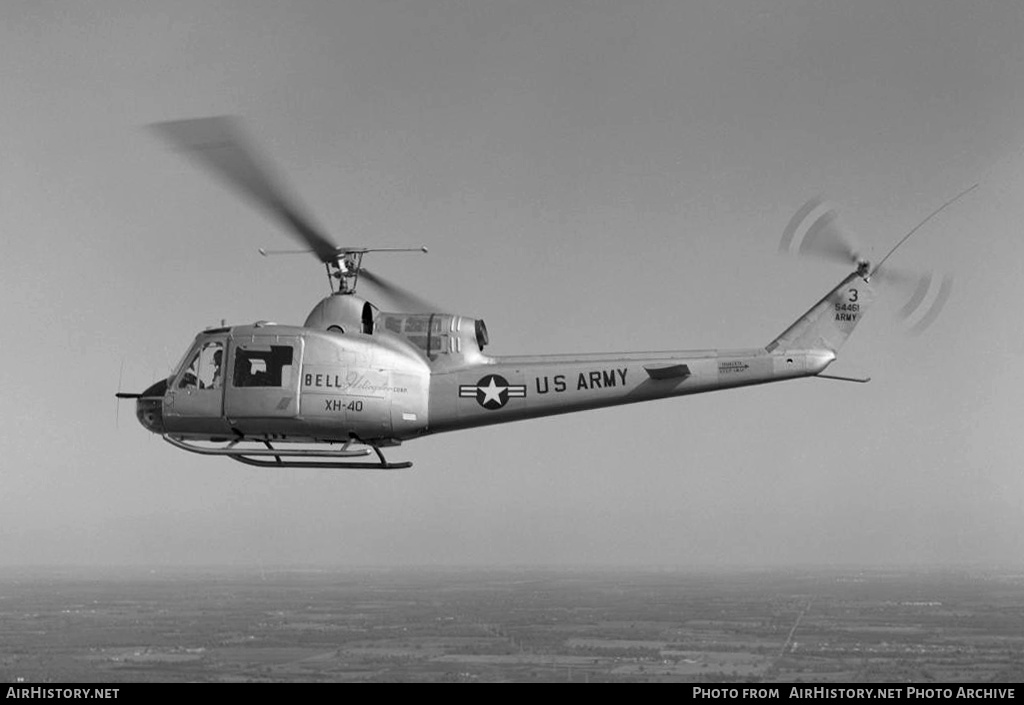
[{"left": 163, "top": 435, "right": 413, "bottom": 470}]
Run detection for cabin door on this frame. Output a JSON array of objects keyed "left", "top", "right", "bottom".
[
  {"left": 164, "top": 337, "right": 228, "bottom": 432},
  {"left": 224, "top": 335, "right": 303, "bottom": 418}
]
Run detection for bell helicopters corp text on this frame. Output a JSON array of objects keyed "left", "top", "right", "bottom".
[{"left": 7, "top": 689, "right": 118, "bottom": 699}]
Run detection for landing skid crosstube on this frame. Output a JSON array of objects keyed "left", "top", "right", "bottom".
[{"left": 162, "top": 435, "right": 413, "bottom": 470}]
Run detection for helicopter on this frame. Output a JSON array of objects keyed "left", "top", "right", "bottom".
[{"left": 118, "top": 117, "right": 970, "bottom": 469}]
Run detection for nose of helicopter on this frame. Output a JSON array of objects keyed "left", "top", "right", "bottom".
[{"left": 135, "top": 379, "right": 168, "bottom": 434}]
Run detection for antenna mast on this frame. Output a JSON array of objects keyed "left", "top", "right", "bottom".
[{"left": 870, "top": 184, "right": 978, "bottom": 277}]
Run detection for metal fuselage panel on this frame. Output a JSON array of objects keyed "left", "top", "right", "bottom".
[
  {"left": 297, "top": 329, "right": 430, "bottom": 441},
  {"left": 424, "top": 348, "right": 832, "bottom": 435},
  {"left": 161, "top": 325, "right": 430, "bottom": 443},
  {"left": 157, "top": 328, "right": 834, "bottom": 443},
  {"left": 147, "top": 272, "right": 864, "bottom": 449}
]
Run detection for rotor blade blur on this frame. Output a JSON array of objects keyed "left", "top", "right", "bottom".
[
  {"left": 360, "top": 268, "right": 440, "bottom": 313},
  {"left": 888, "top": 271, "right": 953, "bottom": 335},
  {"left": 906, "top": 274, "right": 953, "bottom": 335},
  {"left": 796, "top": 208, "right": 861, "bottom": 264},
  {"left": 151, "top": 117, "right": 340, "bottom": 263},
  {"left": 869, "top": 264, "right": 953, "bottom": 335},
  {"left": 871, "top": 263, "right": 922, "bottom": 288}
]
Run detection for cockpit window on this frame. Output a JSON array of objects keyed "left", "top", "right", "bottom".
[
  {"left": 232, "top": 344, "right": 294, "bottom": 388},
  {"left": 177, "top": 342, "right": 224, "bottom": 390}
]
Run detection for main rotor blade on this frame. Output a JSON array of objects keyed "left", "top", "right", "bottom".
[
  {"left": 151, "top": 116, "right": 340, "bottom": 263},
  {"left": 360, "top": 268, "right": 440, "bottom": 314}
]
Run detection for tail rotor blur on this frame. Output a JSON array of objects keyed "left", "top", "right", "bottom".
[
  {"left": 896, "top": 270, "right": 955, "bottom": 336},
  {"left": 779, "top": 195, "right": 865, "bottom": 269},
  {"left": 780, "top": 186, "right": 976, "bottom": 334}
]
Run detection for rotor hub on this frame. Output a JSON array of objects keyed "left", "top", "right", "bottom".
[{"left": 328, "top": 252, "right": 365, "bottom": 294}]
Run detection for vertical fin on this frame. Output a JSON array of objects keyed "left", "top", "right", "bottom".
[{"left": 767, "top": 272, "right": 874, "bottom": 353}]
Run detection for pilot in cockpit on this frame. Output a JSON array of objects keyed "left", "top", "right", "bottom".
[{"left": 209, "top": 349, "right": 223, "bottom": 389}]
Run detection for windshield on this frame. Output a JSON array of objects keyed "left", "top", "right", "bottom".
[
  {"left": 170, "top": 343, "right": 197, "bottom": 381},
  {"left": 176, "top": 340, "right": 225, "bottom": 390}
]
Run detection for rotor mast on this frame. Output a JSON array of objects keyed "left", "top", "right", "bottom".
[
  {"left": 331, "top": 252, "right": 361, "bottom": 294},
  {"left": 323, "top": 247, "right": 429, "bottom": 296}
]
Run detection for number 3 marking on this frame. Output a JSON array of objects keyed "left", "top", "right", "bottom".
[{"left": 848, "top": 289, "right": 859, "bottom": 302}]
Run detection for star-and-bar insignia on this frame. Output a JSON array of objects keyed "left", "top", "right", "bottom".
[{"left": 459, "top": 374, "right": 526, "bottom": 410}]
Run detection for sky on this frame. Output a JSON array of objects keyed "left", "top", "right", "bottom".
[{"left": 2, "top": 0, "right": 1024, "bottom": 568}]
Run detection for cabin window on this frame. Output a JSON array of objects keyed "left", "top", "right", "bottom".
[
  {"left": 404, "top": 317, "right": 428, "bottom": 334},
  {"left": 377, "top": 314, "right": 458, "bottom": 357},
  {"left": 232, "top": 344, "right": 294, "bottom": 388},
  {"left": 177, "top": 342, "right": 224, "bottom": 391}
]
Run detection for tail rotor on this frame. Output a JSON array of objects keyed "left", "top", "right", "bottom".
[
  {"left": 779, "top": 195, "right": 866, "bottom": 269},
  {"left": 897, "top": 270, "right": 955, "bottom": 336}
]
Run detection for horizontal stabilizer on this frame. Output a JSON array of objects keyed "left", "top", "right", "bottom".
[{"left": 645, "top": 364, "right": 691, "bottom": 380}]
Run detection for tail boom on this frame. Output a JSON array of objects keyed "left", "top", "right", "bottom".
[
  {"left": 420, "top": 271, "right": 867, "bottom": 436},
  {"left": 424, "top": 347, "right": 836, "bottom": 435}
]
